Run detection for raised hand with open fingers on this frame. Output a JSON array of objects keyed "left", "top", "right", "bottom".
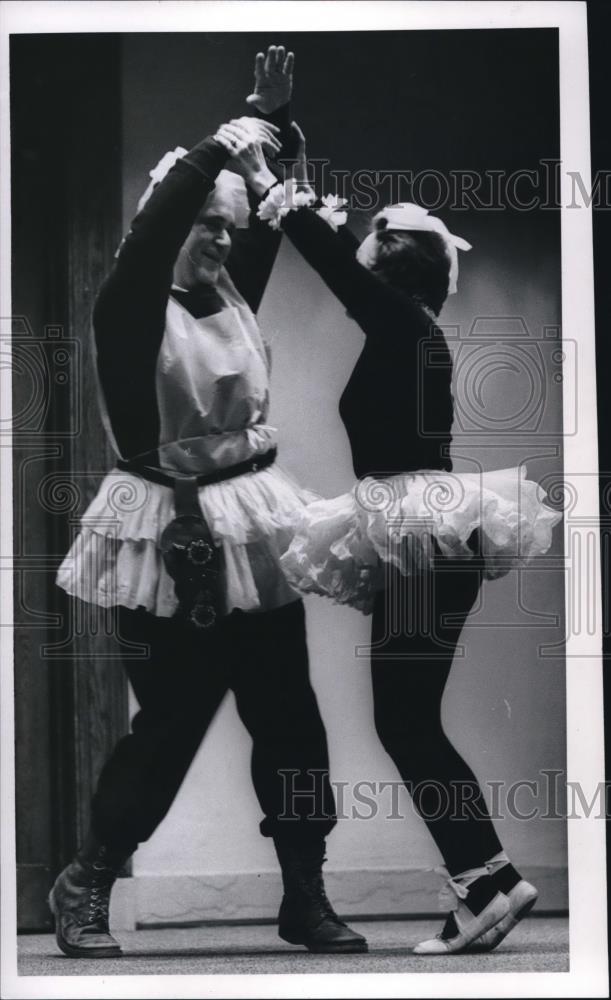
[{"left": 246, "top": 44, "right": 294, "bottom": 114}]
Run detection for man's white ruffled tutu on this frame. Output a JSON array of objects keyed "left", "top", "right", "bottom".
[
  {"left": 56, "top": 464, "right": 318, "bottom": 617},
  {"left": 280, "top": 467, "right": 562, "bottom": 614}
]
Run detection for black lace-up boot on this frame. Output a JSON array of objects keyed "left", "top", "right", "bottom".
[
  {"left": 274, "top": 840, "right": 368, "bottom": 953},
  {"left": 48, "top": 832, "right": 133, "bottom": 958}
]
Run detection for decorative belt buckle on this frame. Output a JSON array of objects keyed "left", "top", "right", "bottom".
[
  {"left": 186, "top": 536, "right": 215, "bottom": 567},
  {"left": 160, "top": 513, "right": 222, "bottom": 629}
]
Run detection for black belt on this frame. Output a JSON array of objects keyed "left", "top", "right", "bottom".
[{"left": 116, "top": 447, "right": 277, "bottom": 492}]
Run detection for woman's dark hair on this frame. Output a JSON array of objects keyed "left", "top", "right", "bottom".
[{"left": 369, "top": 223, "right": 451, "bottom": 315}]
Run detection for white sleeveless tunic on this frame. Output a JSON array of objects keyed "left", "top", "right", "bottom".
[{"left": 56, "top": 270, "right": 316, "bottom": 616}]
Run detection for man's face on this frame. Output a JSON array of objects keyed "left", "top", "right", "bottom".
[{"left": 174, "top": 188, "right": 236, "bottom": 289}]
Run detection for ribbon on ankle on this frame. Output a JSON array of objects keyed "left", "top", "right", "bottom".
[
  {"left": 431, "top": 864, "right": 491, "bottom": 912},
  {"left": 485, "top": 850, "right": 511, "bottom": 874}
]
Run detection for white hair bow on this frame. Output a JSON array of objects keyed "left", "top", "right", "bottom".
[
  {"left": 356, "top": 203, "right": 472, "bottom": 295},
  {"left": 137, "top": 147, "right": 188, "bottom": 212}
]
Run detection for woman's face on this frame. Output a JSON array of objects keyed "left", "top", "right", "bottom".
[{"left": 174, "top": 189, "right": 236, "bottom": 289}]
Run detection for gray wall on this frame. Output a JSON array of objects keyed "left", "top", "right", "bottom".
[{"left": 121, "top": 31, "right": 566, "bottom": 885}]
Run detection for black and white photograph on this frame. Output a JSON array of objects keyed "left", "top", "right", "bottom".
[{"left": 0, "top": 2, "right": 607, "bottom": 998}]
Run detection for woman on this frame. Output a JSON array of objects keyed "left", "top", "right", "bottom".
[
  {"left": 50, "top": 48, "right": 366, "bottom": 959},
  {"left": 215, "top": 115, "right": 561, "bottom": 955}
]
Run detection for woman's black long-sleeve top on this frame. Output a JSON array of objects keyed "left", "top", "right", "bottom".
[{"left": 278, "top": 208, "right": 454, "bottom": 479}]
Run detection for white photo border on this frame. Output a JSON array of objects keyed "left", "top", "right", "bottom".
[{"left": 0, "top": 2, "right": 606, "bottom": 998}]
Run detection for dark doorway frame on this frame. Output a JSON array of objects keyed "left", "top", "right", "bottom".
[{"left": 11, "top": 33, "right": 129, "bottom": 931}]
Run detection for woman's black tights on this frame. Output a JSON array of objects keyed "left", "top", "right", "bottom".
[{"left": 370, "top": 555, "right": 503, "bottom": 876}]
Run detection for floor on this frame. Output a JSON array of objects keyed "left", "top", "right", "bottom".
[{"left": 17, "top": 916, "right": 568, "bottom": 976}]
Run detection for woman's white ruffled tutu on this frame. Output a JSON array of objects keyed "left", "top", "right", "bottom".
[
  {"left": 56, "top": 465, "right": 318, "bottom": 617},
  {"left": 280, "top": 467, "right": 562, "bottom": 614}
]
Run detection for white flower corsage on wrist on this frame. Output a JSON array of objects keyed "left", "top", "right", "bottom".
[
  {"left": 257, "top": 179, "right": 317, "bottom": 230},
  {"left": 316, "top": 194, "right": 348, "bottom": 232}
]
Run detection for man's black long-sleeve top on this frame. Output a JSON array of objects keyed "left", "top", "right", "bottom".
[{"left": 93, "top": 108, "right": 291, "bottom": 462}]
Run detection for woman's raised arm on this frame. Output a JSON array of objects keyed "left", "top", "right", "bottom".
[{"left": 218, "top": 122, "right": 426, "bottom": 338}]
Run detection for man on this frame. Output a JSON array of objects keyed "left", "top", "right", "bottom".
[{"left": 50, "top": 45, "right": 367, "bottom": 958}]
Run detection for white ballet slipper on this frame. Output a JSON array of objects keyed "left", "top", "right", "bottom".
[
  {"left": 413, "top": 893, "right": 510, "bottom": 954},
  {"left": 467, "top": 879, "right": 538, "bottom": 951},
  {"left": 412, "top": 865, "right": 510, "bottom": 955}
]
